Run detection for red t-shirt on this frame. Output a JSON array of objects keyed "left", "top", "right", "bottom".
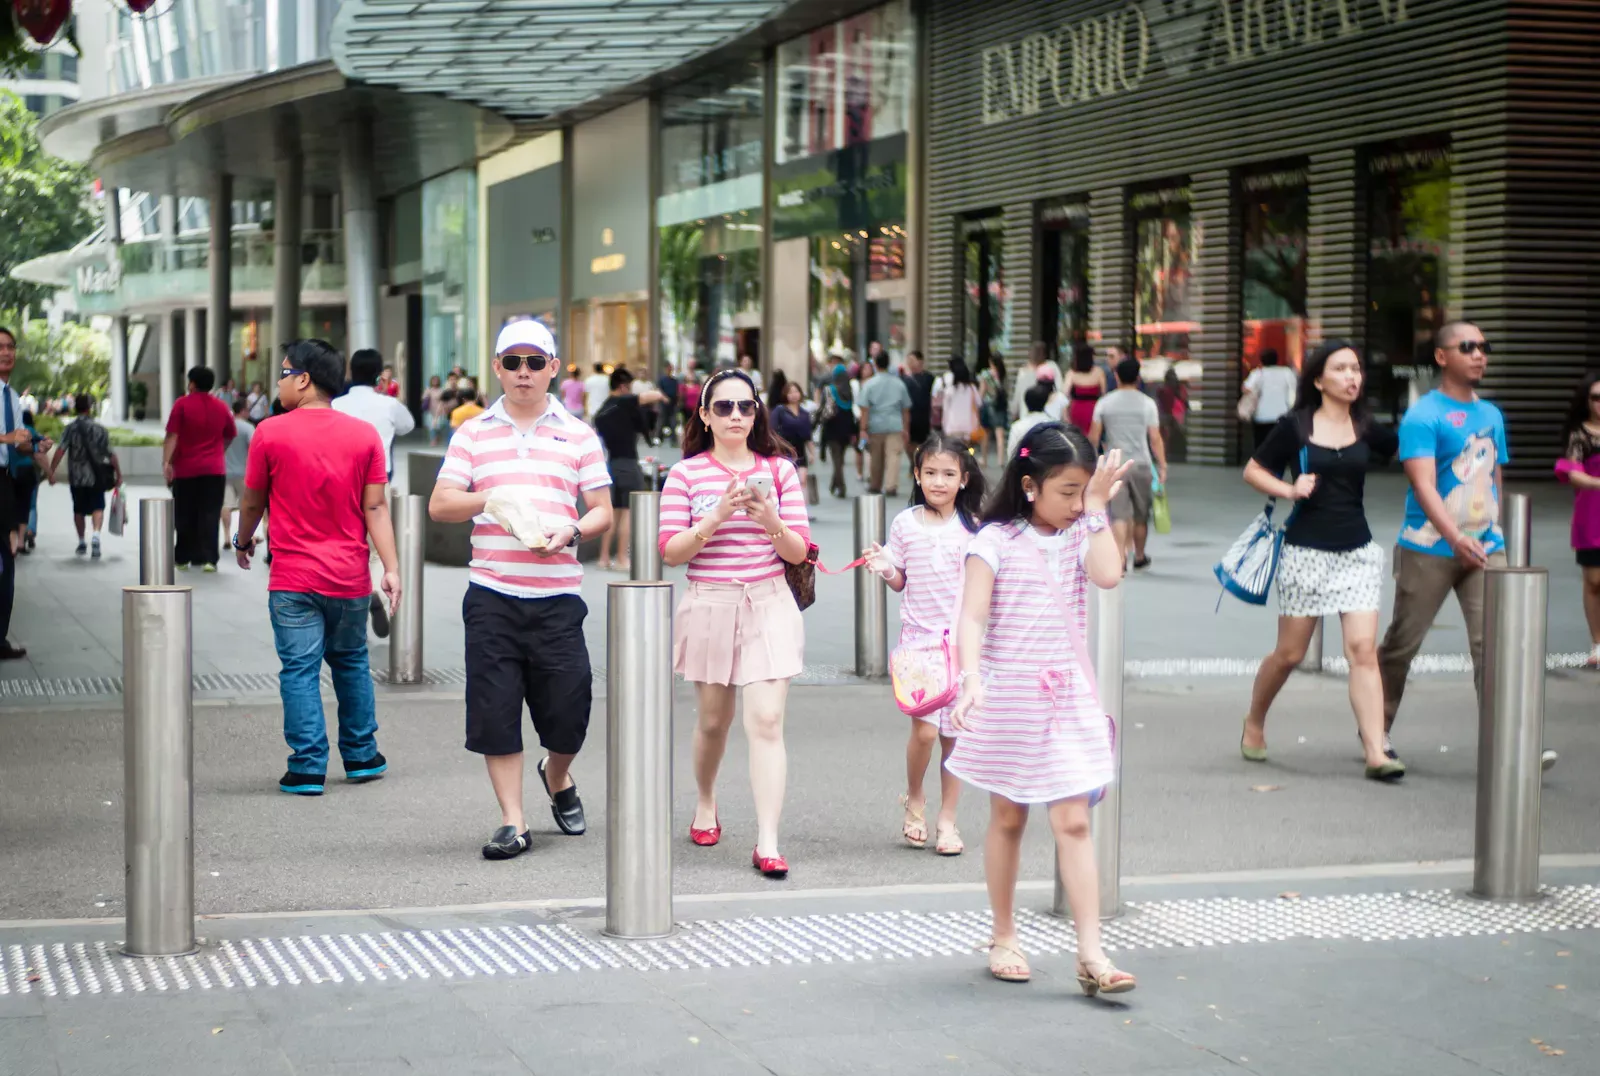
[
  {"left": 165, "top": 392, "right": 237, "bottom": 479},
  {"left": 244, "top": 407, "right": 387, "bottom": 599}
]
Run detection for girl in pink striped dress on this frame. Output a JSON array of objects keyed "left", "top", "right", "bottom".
[
  {"left": 864, "top": 433, "right": 986, "bottom": 856},
  {"left": 659, "top": 369, "right": 812, "bottom": 880},
  {"left": 949, "top": 422, "right": 1137, "bottom": 995}
]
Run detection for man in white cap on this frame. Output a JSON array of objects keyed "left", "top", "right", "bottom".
[{"left": 428, "top": 320, "right": 613, "bottom": 860}]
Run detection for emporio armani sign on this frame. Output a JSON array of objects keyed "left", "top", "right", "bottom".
[{"left": 981, "top": 0, "right": 1413, "bottom": 126}]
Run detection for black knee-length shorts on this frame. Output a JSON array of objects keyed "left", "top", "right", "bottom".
[{"left": 463, "top": 585, "right": 593, "bottom": 757}]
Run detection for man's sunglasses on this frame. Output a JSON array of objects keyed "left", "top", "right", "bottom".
[
  {"left": 709, "top": 399, "right": 759, "bottom": 418},
  {"left": 278, "top": 366, "right": 307, "bottom": 380},
  {"left": 1451, "top": 340, "right": 1492, "bottom": 355},
  {"left": 499, "top": 354, "right": 551, "bottom": 372}
]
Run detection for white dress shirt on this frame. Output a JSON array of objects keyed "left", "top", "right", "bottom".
[{"left": 332, "top": 384, "right": 416, "bottom": 475}]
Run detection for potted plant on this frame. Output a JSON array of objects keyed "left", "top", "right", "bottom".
[{"left": 130, "top": 380, "right": 148, "bottom": 421}]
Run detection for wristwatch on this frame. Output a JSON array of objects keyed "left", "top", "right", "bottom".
[
  {"left": 1082, "top": 510, "right": 1110, "bottom": 533},
  {"left": 231, "top": 534, "right": 253, "bottom": 552}
]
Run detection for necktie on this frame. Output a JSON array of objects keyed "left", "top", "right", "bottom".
[{"left": 1, "top": 386, "right": 13, "bottom": 467}]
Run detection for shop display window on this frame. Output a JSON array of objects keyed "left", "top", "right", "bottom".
[
  {"left": 959, "top": 213, "right": 1008, "bottom": 367},
  {"left": 1240, "top": 166, "right": 1308, "bottom": 372},
  {"left": 1366, "top": 139, "right": 1454, "bottom": 423},
  {"left": 776, "top": 1, "right": 911, "bottom": 166},
  {"left": 1038, "top": 200, "right": 1090, "bottom": 356},
  {"left": 1131, "top": 185, "right": 1199, "bottom": 383}
]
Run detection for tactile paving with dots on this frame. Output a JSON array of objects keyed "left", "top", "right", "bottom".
[{"left": 1, "top": 885, "right": 1594, "bottom": 999}]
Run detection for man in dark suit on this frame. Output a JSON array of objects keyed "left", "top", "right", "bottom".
[{"left": 0, "top": 326, "right": 31, "bottom": 659}]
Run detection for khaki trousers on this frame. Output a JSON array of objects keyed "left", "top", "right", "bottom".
[
  {"left": 1377, "top": 544, "right": 1507, "bottom": 729},
  {"left": 867, "top": 432, "right": 905, "bottom": 494}
]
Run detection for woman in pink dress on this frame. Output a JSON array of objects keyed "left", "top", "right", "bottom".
[
  {"left": 1556, "top": 372, "right": 1600, "bottom": 667},
  {"left": 864, "top": 432, "right": 986, "bottom": 856},
  {"left": 1064, "top": 343, "right": 1105, "bottom": 433},
  {"left": 949, "top": 421, "right": 1136, "bottom": 994}
]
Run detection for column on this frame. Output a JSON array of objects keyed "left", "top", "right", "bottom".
[
  {"left": 158, "top": 312, "right": 178, "bottom": 422},
  {"left": 185, "top": 307, "right": 202, "bottom": 378},
  {"left": 1002, "top": 202, "right": 1033, "bottom": 367},
  {"left": 104, "top": 189, "right": 128, "bottom": 422},
  {"left": 1087, "top": 187, "right": 1130, "bottom": 353},
  {"left": 1186, "top": 170, "right": 1242, "bottom": 466},
  {"left": 274, "top": 120, "right": 303, "bottom": 356},
  {"left": 341, "top": 113, "right": 380, "bottom": 354},
  {"left": 1304, "top": 149, "right": 1365, "bottom": 349},
  {"left": 208, "top": 172, "right": 233, "bottom": 383}
]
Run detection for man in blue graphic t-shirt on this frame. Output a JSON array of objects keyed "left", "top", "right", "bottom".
[{"left": 1377, "top": 321, "right": 1508, "bottom": 740}]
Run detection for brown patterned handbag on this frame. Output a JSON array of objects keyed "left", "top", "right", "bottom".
[{"left": 785, "top": 544, "right": 819, "bottom": 611}]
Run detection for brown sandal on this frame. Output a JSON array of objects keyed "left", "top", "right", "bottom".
[
  {"left": 1076, "top": 957, "right": 1136, "bottom": 996},
  {"left": 985, "top": 938, "right": 1031, "bottom": 983},
  {"left": 899, "top": 794, "right": 928, "bottom": 848}
]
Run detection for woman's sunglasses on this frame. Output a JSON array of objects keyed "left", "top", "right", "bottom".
[
  {"left": 708, "top": 399, "right": 759, "bottom": 418},
  {"left": 499, "top": 354, "right": 551, "bottom": 372}
]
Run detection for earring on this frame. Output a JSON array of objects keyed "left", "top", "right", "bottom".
[{"left": 1025, "top": 491, "right": 1036, "bottom": 503}]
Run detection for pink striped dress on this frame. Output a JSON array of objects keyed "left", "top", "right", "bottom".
[
  {"left": 944, "top": 519, "right": 1114, "bottom": 804},
  {"left": 886, "top": 506, "right": 974, "bottom": 735}
]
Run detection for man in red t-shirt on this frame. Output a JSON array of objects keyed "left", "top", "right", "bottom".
[
  {"left": 163, "top": 366, "right": 236, "bottom": 571},
  {"left": 232, "top": 339, "right": 401, "bottom": 796}
]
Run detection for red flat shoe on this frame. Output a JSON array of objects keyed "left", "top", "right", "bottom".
[
  {"left": 690, "top": 814, "right": 721, "bottom": 847},
  {"left": 751, "top": 847, "right": 788, "bottom": 879}
]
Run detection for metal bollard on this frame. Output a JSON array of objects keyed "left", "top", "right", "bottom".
[
  {"left": 1504, "top": 493, "right": 1531, "bottom": 568},
  {"left": 630, "top": 490, "right": 662, "bottom": 582},
  {"left": 123, "top": 586, "right": 196, "bottom": 956},
  {"left": 605, "top": 581, "right": 675, "bottom": 938},
  {"left": 1298, "top": 617, "right": 1324, "bottom": 673},
  {"left": 1054, "top": 583, "right": 1125, "bottom": 920},
  {"left": 388, "top": 493, "right": 425, "bottom": 684},
  {"left": 139, "top": 497, "right": 174, "bottom": 586},
  {"left": 1471, "top": 567, "right": 1548, "bottom": 902},
  {"left": 854, "top": 494, "right": 888, "bottom": 678}
]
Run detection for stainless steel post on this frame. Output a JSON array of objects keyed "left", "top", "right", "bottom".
[
  {"left": 1054, "top": 583, "right": 1125, "bottom": 919},
  {"left": 605, "top": 581, "right": 675, "bottom": 939},
  {"left": 1504, "top": 493, "right": 1531, "bottom": 568},
  {"left": 388, "top": 493, "right": 424, "bottom": 684},
  {"left": 629, "top": 490, "right": 662, "bottom": 582},
  {"left": 123, "top": 586, "right": 196, "bottom": 956},
  {"left": 854, "top": 494, "right": 888, "bottom": 678},
  {"left": 1471, "top": 567, "right": 1548, "bottom": 902},
  {"left": 139, "top": 497, "right": 174, "bottom": 586},
  {"left": 1298, "top": 617, "right": 1324, "bottom": 673}
]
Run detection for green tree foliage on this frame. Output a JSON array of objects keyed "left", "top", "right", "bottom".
[
  {"left": 0, "top": 89, "right": 96, "bottom": 312},
  {"left": 5, "top": 318, "right": 109, "bottom": 400}
]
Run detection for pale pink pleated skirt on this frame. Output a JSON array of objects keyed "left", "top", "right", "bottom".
[{"left": 674, "top": 577, "right": 805, "bottom": 686}]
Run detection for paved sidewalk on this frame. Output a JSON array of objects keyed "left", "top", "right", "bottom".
[{"left": 2, "top": 865, "right": 1597, "bottom": 1075}]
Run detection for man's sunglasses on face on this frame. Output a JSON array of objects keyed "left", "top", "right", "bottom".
[
  {"left": 279, "top": 366, "right": 307, "bottom": 380},
  {"left": 709, "top": 399, "right": 759, "bottom": 418},
  {"left": 1452, "top": 340, "right": 1492, "bottom": 356},
  {"left": 500, "top": 354, "right": 551, "bottom": 372}
]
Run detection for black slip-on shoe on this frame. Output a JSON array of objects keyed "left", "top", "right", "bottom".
[
  {"left": 482, "top": 825, "right": 531, "bottom": 860},
  {"left": 538, "top": 756, "right": 586, "bottom": 835},
  {"left": 343, "top": 752, "right": 388, "bottom": 782},
  {"left": 369, "top": 593, "right": 390, "bottom": 639},
  {"left": 0, "top": 642, "right": 27, "bottom": 661},
  {"left": 279, "top": 770, "right": 326, "bottom": 796}
]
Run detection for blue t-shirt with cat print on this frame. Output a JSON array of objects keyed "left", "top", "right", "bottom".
[{"left": 1396, "top": 390, "right": 1510, "bottom": 557}]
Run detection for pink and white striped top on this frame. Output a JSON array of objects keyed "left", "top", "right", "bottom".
[
  {"left": 886, "top": 506, "right": 974, "bottom": 642},
  {"left": 435, "top": 396, "right": 610, "bottom": 600},
  {"left": 658, "top": 453, "right": 810, "bottom": 585}
]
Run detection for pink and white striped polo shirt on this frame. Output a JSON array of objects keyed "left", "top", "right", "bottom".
[
  {"left": 435, "top": 395, "right": 610, "bottom": 600},
  {"left": 658, "top": 452, "right": 810, "bottom": 585}
]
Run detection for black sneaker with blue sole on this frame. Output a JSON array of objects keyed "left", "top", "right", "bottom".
[
  {"left": 343, "top": 752, "right": 388, "bottom": 783},
  {"left": 279, "top": 770, "right": 326, "bottom": 795}
]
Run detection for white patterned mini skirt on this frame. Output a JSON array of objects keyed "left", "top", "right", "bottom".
[{"left": 1277, "top": 541, "right": 1384, "bottom": 617}]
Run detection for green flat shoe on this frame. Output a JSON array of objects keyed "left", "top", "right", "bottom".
[
  {"left": 1240, "top": 718, "right": 1268, "bottom": 763},
  {"left": 1365, "top": 758, "right": 1406, "bottom": 782}
]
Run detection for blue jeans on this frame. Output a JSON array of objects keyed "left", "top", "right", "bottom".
[{"left": 269, "top": 591, "right": 379, "bottom": 775}]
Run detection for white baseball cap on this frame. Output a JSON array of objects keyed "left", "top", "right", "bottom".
[{"left": 494, "top": 319, "right": 557, "bottom": 357}]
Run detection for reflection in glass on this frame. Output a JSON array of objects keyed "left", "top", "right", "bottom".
[
  {"left": 422, "top": 169, "right": 478, "bottom": 386},
  {"left": 1039, "top": 201, "right": 1090, "bottom": 357},
  {"left": 1132, "top": 188, "right": 1199, "bottom": 381},
  {"left": 960, "top": 215, "right": 1008, "bottom": 367},
  {"left": 1367, "top": 142, "right": 1454, "bottom": 424},
  {"left": 776, "top": 1, "right": 912, "bottom": 166},
  {"left": 1240, "top": 170, "right": 1308, "bottom": 372}
]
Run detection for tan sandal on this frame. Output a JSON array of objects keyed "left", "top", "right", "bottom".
[
  {"left": 1076, "top": 957, "right": 1136, "bottom": 996},
  {"left": 985, "top": 938, "right": 1030, "bottom": 983},
  {"left": 934, "top": 823, "right": 964, "bottom": 856},
  {"left": 898, "top": 794, "right": 928, "bottom": 847}
]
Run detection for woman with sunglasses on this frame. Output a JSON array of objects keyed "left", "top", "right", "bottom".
[
  {"left": 659, "top": 369, "right": 812, "bottom": 878},
  {"left": 1557, "top": 371, "right": 1600, "bottom": 667}
]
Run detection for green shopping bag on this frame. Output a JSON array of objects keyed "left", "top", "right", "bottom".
[{"left": 1151, "top": 481, "right": 1171, "bottom": 534}]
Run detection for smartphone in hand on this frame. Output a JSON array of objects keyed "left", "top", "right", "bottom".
[{"left": 745, "top": 472, "right": 774, "bottom": 501}]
